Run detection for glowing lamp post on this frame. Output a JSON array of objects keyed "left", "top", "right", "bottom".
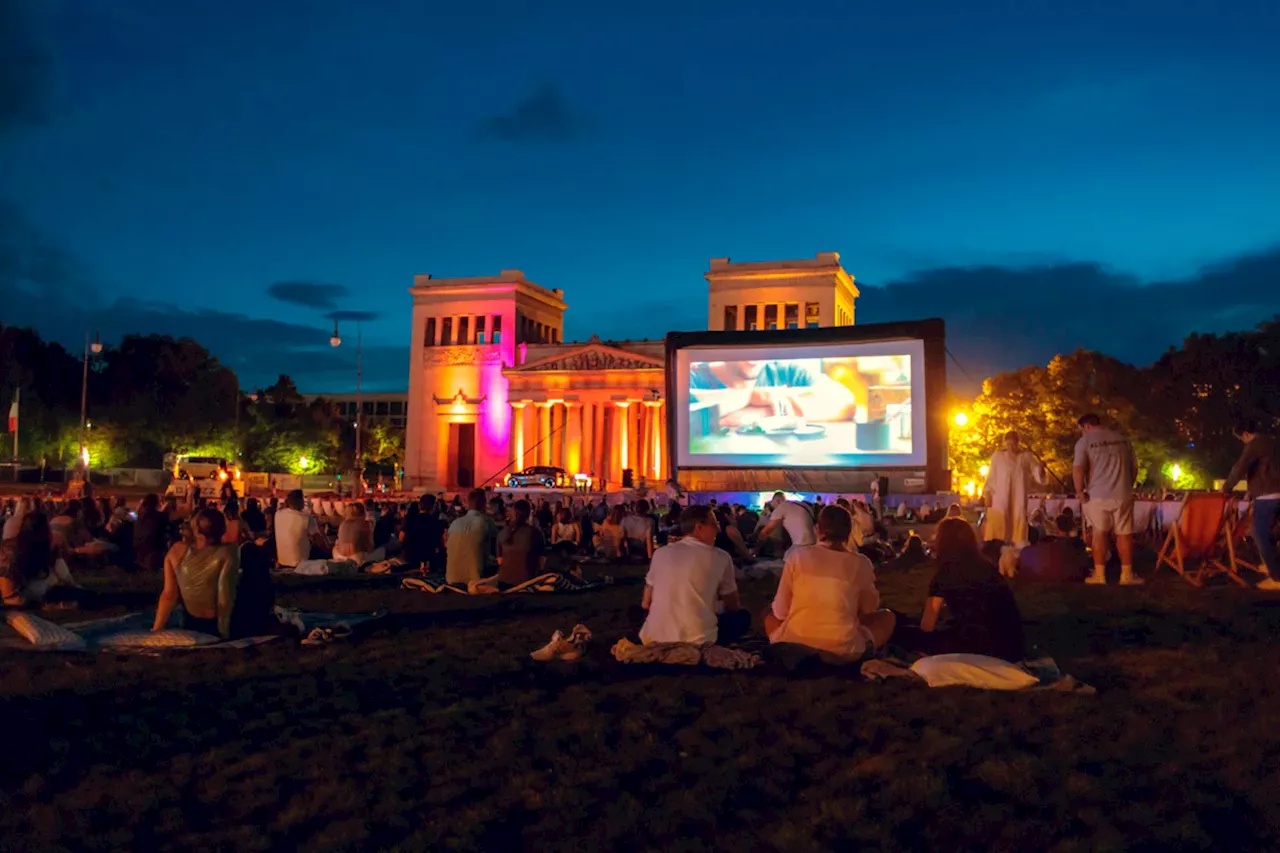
[
  {"left": 953, "top": 411, "right": 969, "bottom": 427},
  {"left": 299, "top": 455, "right": 309, "bottom": 471},
  {"left": 329, "top": 319, "right": 363, "bottom": 495},
  {"left": 79, "top": 332, "right": 103, "bottom": 471}
]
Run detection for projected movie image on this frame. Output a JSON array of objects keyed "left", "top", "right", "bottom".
[{"left": 681, "top": 343, "right": 924, "bottom": 468}]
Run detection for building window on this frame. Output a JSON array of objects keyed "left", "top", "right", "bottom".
[
  {"left": 764, "top": 304, "right": 778, "bottom": 330},
  {"left": 458, "top": 316, "right": 470, "bottom": 345},
  {"left": 785, "top": 303, "right": 799, "bottom": 330},
  {"left": 492, "top": 315, "right": 502, "bottom": 344},
  {"left": 745, "top": 304, "right": 758, "bottom": 331},
  {"left": 805, "top": 302, "right": 820, "bottom": 329},
  {"left": 475, "top": 315, "right": 486, "bottom": 345},
  {"left": 363, "top": 401, "right": 374, "bottom": 415},
  {"left": 375, "top": 401, "right": 389, "bottom": 415},
  {"left": 441, "top": 317, "right": 453, "bottom": 346},
  {"left": 424, "top": 317, "right": 437, "bottom": 347},
  {"left": 390, "top": 401, "right": 403, "bottom": 415},
  {"left": 724, "top": 304, "right": 738, "bottom": 331}
]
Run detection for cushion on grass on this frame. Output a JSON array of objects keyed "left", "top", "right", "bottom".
[
  {"left": 97, "top": 629, "right": 221, "bottom": 648},
  {"left": 909, "top": 653, "right": 1040, "bottom": 690},
  {"left": 3, "top": 611, "right": 88, "bottom": 649}
]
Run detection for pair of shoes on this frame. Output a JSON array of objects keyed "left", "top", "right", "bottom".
[
  {"left": 1256, "top": 577, "right": 1280, "bottom": 591},
  {"left": 1119, "top": 575, "right": 1145, "bottom": 586},
  {"left": 530, "top": 623, "right": 592, "bottom": 661},
  {"left": 1085, "top": 572, "right": 1107, "bottom": 585}
]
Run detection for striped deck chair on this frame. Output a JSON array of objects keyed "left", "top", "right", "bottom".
[{"left": 1152, "top": 492, "right": 1234, "bottom": 586}]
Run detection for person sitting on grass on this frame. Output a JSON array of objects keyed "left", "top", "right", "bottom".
[
  {"left": 881, "top": 533, "right": 929, "bottom": 572},
  {"left": 763, "top": 505, "right": 895, "bottom": 663},
  {"left": 487, "top": 499, "right": 546, "bottom": 589},
  {"left": 594, "top": 504, "right": 626, "bottom": 559},
  {"left": 229, "top": 509, "right": 278, "bottom": 638},
  {"left": 1015, "top": 512, "right": 1092, "bottom": 582},
  {"left": 153, "top": 508, "right": 240, "bottom": 639},
  {"left": 550, "top": 507, "right": 580, "bottom": 556},
  {"left": 631, "top": 505, "right": 749, "bottom": 646},
  {"left": 620, "top": 500, "right": 656, "bottom": 560},
  {"left": 714, "top": 507, "right": 753, "bottom": 563},
  {"left": 333, "top": 503, "right": 383, "bottom": 564},
  {"left": 0, "top": 510, "right": 85, "bottom": 607},
  {"left": 445, "top": 489, "right": 494, "bottom": 585},
  {"left": 893, "top": 517, "right": 1026, "bottom": 662}
]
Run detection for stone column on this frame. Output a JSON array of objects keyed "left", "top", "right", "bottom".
[
  {"left": 645, "top": 401, "right": 662, "bottom": 481},
  {"left": 616, "top": 402, "right": 631, "bottom": 477},
  {"left": 558, "top": 403, "right": 570, "bottom": 470},
  {"left": 537, "top": 403, "right": 551, "bottom": 466},
  {"left": 565, "top": 402, "right": 582, "bottom": 474},
  {"left": 511, "top": 401, "right": 527, "bottom": 471},
  {"left": 582, "top": 402, "right": 594, "bottom": 478},
  {"left": 594, "top": 402, "right": 606, "bottom": 484}
]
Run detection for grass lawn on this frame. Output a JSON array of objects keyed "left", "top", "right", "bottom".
[{"left": 3, "top": 554, "right": 1280, "bottom": 851}]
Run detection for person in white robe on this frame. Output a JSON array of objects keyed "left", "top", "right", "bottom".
[{"left": 982, "top": 430, "right": 1045, "bottom": 546}]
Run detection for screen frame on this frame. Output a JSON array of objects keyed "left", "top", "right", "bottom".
[{"left": 665, "top": 319, "right": 948, "bottom": 490}]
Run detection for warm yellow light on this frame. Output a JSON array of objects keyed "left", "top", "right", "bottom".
[
  {"left": 979, "top": 464, "right": 990, "bottom": 477},
  {"left": 1171, "top": 463, "right": 1183, "bottom": 481},
  {"left": 80, "top": 446, "right": 90, "bottom": 467},
  {"left": 299, "top": 456, "right": 309, "bottom": 469},
  {"left": 964, "top": 480, "right": 976, "bottom": 496},
  {"left": 953, "top": 411, "right": 969, "bottom": 427},
  {"left": 218, "top": 470, "right": 228, "bottom": 481}
]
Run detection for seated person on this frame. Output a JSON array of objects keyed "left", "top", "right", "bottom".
[
  {"left": 1016, "top": 513, "right": 1091, "bottom": 582},
  {"left": 594, "top": 505, "right": 626, "bottom": 559},
  {"left": 230, "top": 512, "right": 278, "bottom": 638},
  {"left": 0, "top": 511, "right": 85, "bottom": 607},
  {"left": 274, "top": 489, "right": 328, "bottom": 568},
  {"left": 763, "top": 505, "right": 895, "bottom": 663},
  {"left": 894, "top": 517, "right": 1026, "bottom": 662},
  {"left": 153, "top": 508, "right": 241, "bottom": 639},
  {"left": 333, "top": 503, "right": 383, "bottom": 564},
  {"left": 881, "top": 533, "right": 929, "bottom": 572},
  {"left": 550, "top": 508, "right": 580, "bottom": 555},
  {"left": 620, "top": 500, "right": 656, "bottom": 560},
  {"left": 632, "top": 505, "right": 750, "bottom": 645},
  {"left": 489, "top": 500, "right": 546, "bottom": 589},
  {"left": 714, "top": 507, "right": 753, "bottom": 563}
]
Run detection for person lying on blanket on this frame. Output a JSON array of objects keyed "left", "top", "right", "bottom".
[
  {"left": 762, "top": 505, "right": 896, "bottom": 664},
  {"left": 153, "top": 508, "right": 240, "bottom": 639},
  {"left": 629, "top": 505, "right": 751, "bottom": 646},
  {"left": 0, "top": 509, "right": 86, "bottom": 607}
]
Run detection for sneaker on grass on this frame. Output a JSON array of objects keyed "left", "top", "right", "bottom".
[
  {"left": 1256, "top": 578, "right": 1280, "bottom": 591},
  {"left": 530, "top": 630, "right": 566, "bottom": 662},
  {"left": 1119, "top": 574, "right": 1145, "bottom": 586},
  {"left": 1085, "top": 570, "right": 1107, "bottom": 585}
]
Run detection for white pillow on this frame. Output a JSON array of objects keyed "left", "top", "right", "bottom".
[
  {"left": 98, "top": 629, "right": 221, "bottom": 648},
  {"left": 3, "top": 611, "right": 88, "bottom": 650},
  {"left": 910, "top": 653, "right": 1039, "bottom": 690}
]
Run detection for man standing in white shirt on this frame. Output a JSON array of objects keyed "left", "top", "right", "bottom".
[
  {"left": 755, "top": 492, "right": 817, "bottom": 557},
  {"left": 1073, "top": 413, "right": 1142, "bottom": 585},
  {"left": 635, "top": 505, "right": 748, "bottom": 645}
]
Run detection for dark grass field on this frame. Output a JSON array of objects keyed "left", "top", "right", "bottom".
[{"left": 3, "top": 555, "right": 1280, "bottom": 851}]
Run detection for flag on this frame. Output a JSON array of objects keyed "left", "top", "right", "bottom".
[{"left": 7, "top": 390, "right": 16, "bottom": 434}]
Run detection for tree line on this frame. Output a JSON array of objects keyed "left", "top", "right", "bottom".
[
  {"left": 0, "top": 325, "right": 402, "bottom": 476},
  {"left": 948, "top": 317, "right": 1280, "bottom": 491}
]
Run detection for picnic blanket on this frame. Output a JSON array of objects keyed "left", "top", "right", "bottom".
[
  {"left": 274, "top": 558, "right": 360, "bottom": 577},
  {"left": 610, "top": 637, "right": 763, "bottom": 670},
  {"left": 401, "top": 572, "right": 610, "bottom": 595},
  {"left": 859, "top": 653, "right": 1095, "bottom": 693},
  {"left": 736, "top": 559, "right": 785, "bottom": 581},
  {"left": 1, "top": 607, "right": 386, "bottom": 652}
]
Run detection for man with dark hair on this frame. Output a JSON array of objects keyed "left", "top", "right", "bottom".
[
  {"left": 445, "top": 489, "right": 494, "bottom": 584},
  {"left": 275, "top": 489, "right": 324, "bottom": 569},
  {"left": 1223, "top": 418, "right": 1280, "bottom": 590},
  {"left": 402, "top": 494, "right": 443, "bottom": 571},
  {"left": 635, "top": 504, "right": 750, "bottom": 645},
  {"left": 1073, "top": 413, "right": 1141, "bottom": 585}
]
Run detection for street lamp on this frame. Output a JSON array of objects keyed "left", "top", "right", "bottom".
[
  {"left": 329, "top": 319, "right": 363, "bottom": 495},
  {"left": 953, "top": 411, "right": 969, "bottom": 427},
  {"left": 79, "top": 332, "right": 102, "bottom": 471}
]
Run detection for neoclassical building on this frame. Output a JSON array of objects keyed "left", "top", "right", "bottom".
[{"left": 404, "top": 253, "right": 860, "bottom": 491}]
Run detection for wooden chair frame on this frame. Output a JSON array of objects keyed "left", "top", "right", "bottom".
[{"left": 1153, "top": 492, "right": 1238, "bottom": 587}]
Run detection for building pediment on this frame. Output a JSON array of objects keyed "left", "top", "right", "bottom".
[{"left": 512, "top": 337, "right": 665, "bottom": 373}]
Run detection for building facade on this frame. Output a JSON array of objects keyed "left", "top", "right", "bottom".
[{"left": 404, "top": 254, "right": 859, "bottom": 491}]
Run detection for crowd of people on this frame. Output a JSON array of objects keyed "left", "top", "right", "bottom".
[{"left": 1, "top": 414, "right": 1275, "bottom": 665}]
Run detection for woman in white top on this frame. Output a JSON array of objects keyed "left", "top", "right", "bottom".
[
  {"left": 762, "top": 505, "right": 896, "bottom": 662},
  {"left": 551, "top": 508, "right": 581, "bottom": 554}
]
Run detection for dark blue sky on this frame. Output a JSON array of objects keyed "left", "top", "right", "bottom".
[{"left": 4, "top": 0, "right": 1280, "bottom": 393}]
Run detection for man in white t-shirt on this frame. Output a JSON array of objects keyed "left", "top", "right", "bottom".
[
  {"left": 274, "top": 489, "right": 321, "bottom": 568},
  {"left": 635, "top": 505, "right": 748, "bottom": 645},
  {"left": 755, "top": 492, "right": 817, "bottom": 557},
  {"left": 1073, "top": 413, "right": 1141, "bottom": 586}
]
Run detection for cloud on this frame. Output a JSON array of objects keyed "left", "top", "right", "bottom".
[
  {"left": 266, "top": 281, "right": 349, "bottom": 311},
  {"left": 476, "top": 83, "right": 582, "bottom": 145},
  {"left": 0, "top": 0, "right": 51, "bottom": 134},
  {"left": 858, "top": 246, "right": 1280, "bottom": 391}
]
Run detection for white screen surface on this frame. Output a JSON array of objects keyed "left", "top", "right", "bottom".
[{"left": 674, "top": 338, "right": 927, "bottom": 469}]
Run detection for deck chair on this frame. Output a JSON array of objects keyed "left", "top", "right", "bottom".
[
  {"left": 1152, "top": 492, "right": 1236, "bottom": 586},
  {"left": 1217, "top": 500, "right": 1262, "bottom": 580}
]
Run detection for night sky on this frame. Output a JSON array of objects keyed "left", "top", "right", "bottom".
[{"left": 4, "top": 0, "right": 1280, "bottom": 394}]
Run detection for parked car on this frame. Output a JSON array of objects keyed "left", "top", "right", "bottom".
[{"left": 506, "top": 466, "right": 569, "bottom": 488}]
